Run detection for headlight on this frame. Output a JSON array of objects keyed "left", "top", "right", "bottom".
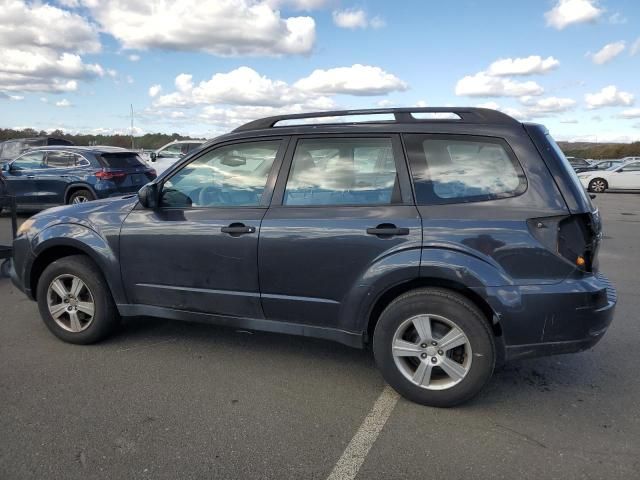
[{"left": 16, "top": 218, "right": 35, "bottom": 236}]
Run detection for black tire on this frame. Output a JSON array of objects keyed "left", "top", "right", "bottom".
[
  {"left": 588, "top": 178, "right": 608, "bottom": 193},
  {"left": 36, "top": 255, "right": 119, "bottom": 344},
  {"left": 1, "top": 259, "right": 10, "bottom": 278},
  {"left": 373, "top": 288, "right": 495, "bottom": 407},
  {"left": 67, "top": 189, "right": 95, "bottom": 205}
]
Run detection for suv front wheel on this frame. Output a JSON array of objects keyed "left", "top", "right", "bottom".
[
  {"left": 373, "top": 288, "right": 495, "bottom": 407},
  {"left": 36, "top": 255, "right": 120, "bottom": 344}
]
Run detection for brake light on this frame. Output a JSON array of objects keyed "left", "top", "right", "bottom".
[{"left": 95, "top": 170, "right": 127, "bottom": 180}]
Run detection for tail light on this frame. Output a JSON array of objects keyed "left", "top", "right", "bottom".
[
  {"left": 95, "top": 169, "right": 127, "bottom": 180},
  {"left": 528, "top": 212, "right": 600, "bottom": 273}
]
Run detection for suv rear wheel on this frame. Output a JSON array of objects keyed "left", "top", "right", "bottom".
[
  {"left": 68, "top": 189, "right": 95, "bottom": 205},
  {"left": 36, "top": 255, "right": 120, "bottom": 344},
  {"left": 373, "top": 288, "right": 495, "bottom": 407}
]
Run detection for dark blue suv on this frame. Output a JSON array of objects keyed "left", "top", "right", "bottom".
[
  {"left": 0, "top": 146, "right": 156, "bottom": 211},
  {"left": 9, "top": 108, "right": 616, "bottom": 407}
]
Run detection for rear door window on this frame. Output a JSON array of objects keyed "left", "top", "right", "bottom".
[
  {"left": 45, "top": 151, "right": 74, "bottom": 168},
  {"left": 98, "top": 153, "right": 145, "bottom": 168},
  {"left": 283, "top": 138, "right": 400, "bottom": 206},
  {"left": 404, "top": 134, "right": 526, "bottom": 204}
]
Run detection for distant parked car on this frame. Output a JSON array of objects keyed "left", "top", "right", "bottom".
[
  {"left": 0, "top": 137, "right": 74, "bottom": 166},
  {"left": 566, "top": 156, "right": 593, "bottom": 173},
  {"left": 0, "top": 146, "right": 156, "bottom": 211},
  {"left": 146, "top": 140, "right": 205, "bottom": 174},
  {"left": 589, "top": 160, "right": 622, "bottom": 171},
  {"left": 577, "top": 160, "right": 640, "bottom": 192}
]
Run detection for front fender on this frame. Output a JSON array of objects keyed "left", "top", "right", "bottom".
[{"left": 29, "top": 223, "right": 126, "bottom": 304}]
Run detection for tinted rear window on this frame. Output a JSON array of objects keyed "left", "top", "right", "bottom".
[
  {"left": 404, "top": 134, "right": 526, "bottom": 205},
  {"left": 98, "top": 153, "right": 145, "bottom": 168}
]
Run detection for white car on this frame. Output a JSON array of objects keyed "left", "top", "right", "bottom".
[
  {"left": 146, "top": 140, "right": 205, "bottom": 174},
  {"left": 577, "top": 160, "right": 640, "bottom": 192}
]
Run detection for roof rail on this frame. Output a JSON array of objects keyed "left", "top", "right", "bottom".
[{"left": 232, "top": 107, "right": 519, "bottom": 132}]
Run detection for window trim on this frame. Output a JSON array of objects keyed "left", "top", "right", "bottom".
[
  {"left": 271, "top": 133, "right": 413, "bottom": 208},
  {"left": 157, "top": 137, "right": 289, "bottom": 210},
  {"left": 42, "top": 150, "right": 91, "bottom": 169},
  {"left": 402, "top": 133, "right": 527, "bottom": 206}
]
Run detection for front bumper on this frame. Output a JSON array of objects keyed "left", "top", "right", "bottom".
[{"left": 484, "top": 273, "right": 617, "bottom": 362}]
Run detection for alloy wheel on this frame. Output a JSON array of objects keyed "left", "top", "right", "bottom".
[
  {"left": 391, "top": 314, "right": 472, "bottom": 390},
  {"left": 46, "top": 274, "right": 95, "bottom": 332},
  {"left": 590, "top": 179, "right": 606, "bottom": 193}
]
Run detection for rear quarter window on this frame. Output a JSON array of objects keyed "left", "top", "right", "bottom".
[
  {"left": 98, "top": 153, "right": 145, "bottom": 168},
  {"left": 403, "top": 134, "right": 526, "bottom": 205}
]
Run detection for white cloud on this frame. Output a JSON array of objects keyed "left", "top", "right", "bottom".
[
  {"left": 332, "top": 8, "right": 385, "bottom": 29},
  {"left": 0, "top": 1, "right": 103, "bottom": 93},
  {"left": 545, "top": 0, "right": 603, "bottom": 30},
  {"left": 631, "top": 38, "right": 640, "bottom": 56},
  {"left": 149, "top": 64, "right": 405, "bottom": 132},
  {"left": 294, "top": 64, "right": 407, "bottom": 95},
  {"left": 487, "top": 56, "right": 560, "bottom": 76},
  {"left": 590, "top": 41, "right": 625, "bottom": 64},
  {"left": 585, "top": 85, "right": 635, "bottom": 109},
  {"left": 455, "top": 72, "right": 544, "bottom": 97},
  {"left": 619, "top": 108, "right": 640, "bottom": 119},
  {"left": 559, "top": 119, "right": 578, "bottom": 124},
  {"left": 128, "top": 54, "right": 140, "bottom": 62},
  {"left": 519, "top": 96, "right": 577, "bottom": 114},
  {"left": 266, "top": 0, "right": 330, "bottom": 10},
  {"left": 55, "top": 99, "right": 72, "bottom": 107},
  {"left": 81, "top": 0, "right": 316, "bottom": 56},
  {"left": 148, "top": 84, "right": 162, "bottom": 98},
  {"left": 608, "top": 13, "right": 627, "bottom": 24}
]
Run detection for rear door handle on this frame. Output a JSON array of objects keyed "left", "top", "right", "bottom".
[
  {"left": 221, "top": 223, "right": 256, "bottom": 235},
  {"left": 366, "top": 224, "right": 410, "bottom": 236},
  {"left": 26, "top": 175, "right": 36, "bottom": 179}
]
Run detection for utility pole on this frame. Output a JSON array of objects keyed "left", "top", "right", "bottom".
[{"left": 130, "top": 104, "right": 134, "bottom": 149}]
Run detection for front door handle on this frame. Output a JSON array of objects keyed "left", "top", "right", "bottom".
[
  {"left": 26, "top": 175, "right": 36, "bottom": 179},
  {"left": 221, "top": 223, "right": 256, "bottom": 235},
  {"left": 366, "top": 223, "right": 410, "bottom": 237}
]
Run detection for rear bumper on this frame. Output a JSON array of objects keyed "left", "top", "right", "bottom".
[{"left": 483, "top": 273, "right": 617, "bottom": 362}]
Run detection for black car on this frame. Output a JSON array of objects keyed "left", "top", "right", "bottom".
[
  {"left": 0, "top": 137, "right": 74, "bottom": 166},
  {"left": 566, "top": 156, "right": 593, "bottom": 173},
  {"left": 0, "top": 146, "right": 156, "bottom": 212},
  {"left": 9, "top": 108, "right": 616, "bottom": 407}
]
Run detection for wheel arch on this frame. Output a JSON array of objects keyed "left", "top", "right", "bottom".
[
  {"left": 64, "top": 183, "right": 97, "bottom": 204},
  {"left": 29, "top": 225, "right": 125, "bottom": 304},
  {"left": 365, "top": 278, "right": 506, "bottom": 365}
]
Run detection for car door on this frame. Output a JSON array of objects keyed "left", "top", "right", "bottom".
[
  {"left": 258, "top": 135, "right": 422, "bottom": 329},
  {"left": 2, "top": 151, "right": 45, "bottom": 206},
  {"left": 119, "top": 138, "right": 287, "bottom": 318},
  {"left": 36, "top": 150, "right": 76, "bottom": 206},
  {"left": 610, "top": 162, "right": 640, "bottom": 189}
]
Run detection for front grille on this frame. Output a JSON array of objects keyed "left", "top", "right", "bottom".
[{"left": 596, "top": 273, "right": 617, "bottom": 304}]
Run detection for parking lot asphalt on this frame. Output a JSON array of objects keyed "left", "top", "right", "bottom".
[{"left": 1, "top": 194, "right": 639, "bottom": 480}]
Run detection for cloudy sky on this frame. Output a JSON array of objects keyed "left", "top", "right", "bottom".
[{"left": 1, "top": 0, "right": 639, "bottom": 142}]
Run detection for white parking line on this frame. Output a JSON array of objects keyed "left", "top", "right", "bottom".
[{"left": 326, "top": 386, "right": 400, "bottom": 480}]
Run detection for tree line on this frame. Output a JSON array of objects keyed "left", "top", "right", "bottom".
[
  {"left": 1, "top": 127, "right": 639, "bottom": 159},
  {"left": 556, "top": 141, "right": 640, "bottom": 160},
  {"left": 0, "top": 128, "right": 204, "bottom": 150}
]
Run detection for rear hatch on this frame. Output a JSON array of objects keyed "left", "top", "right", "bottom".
[
  {"left": 524, "top": 123, "right": 602, "bottom": 273},
  {"left": 96, "top": 152, "right": 157, "bottom": 192}
]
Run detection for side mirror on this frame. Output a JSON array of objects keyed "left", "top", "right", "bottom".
[
  {"left": 150, "top": 152, "right": 157, "bottom": 162},
  {"left": 138, "top": 183, "right": 159, "bottom": 209},
  {"left": 1, "top": 163, "right": 7, "bottom": 172}
]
